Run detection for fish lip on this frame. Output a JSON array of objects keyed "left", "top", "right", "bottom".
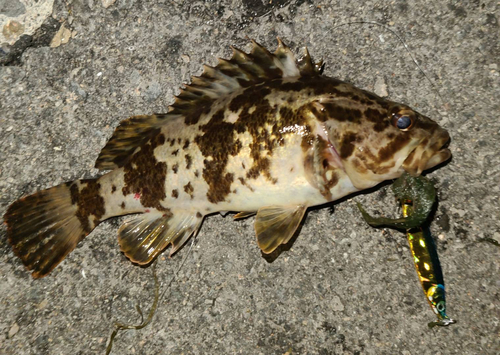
[
  {"left": 402, "top": 132, "right": 451, "bottom": 176},
  {"left": 425, "top": 132, "right": 452, "bottom": 171},
  {"left": 424, "top": 147, "right": 451, "bottom": 170}
]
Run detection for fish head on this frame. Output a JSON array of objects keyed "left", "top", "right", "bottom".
[{"left": 319, "top": 95, "right": 451, "bottom": 189}]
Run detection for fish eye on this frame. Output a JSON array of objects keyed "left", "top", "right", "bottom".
[
  {"left": 437, "top": 301, "right": 445, "bottom": 312},
  {"left": 391, "top": 113, "right": 414, "bottom": 131}
]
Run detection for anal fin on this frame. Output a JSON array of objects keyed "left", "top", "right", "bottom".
[
  {"left": 254, "top": 205, "right": 307, "bottom": 254},
  {"left": 118, "top": 210, "right": 203, "bottom": 265},
  {"left": 234, "top": 211, "right": 256, "bottom": 220}
]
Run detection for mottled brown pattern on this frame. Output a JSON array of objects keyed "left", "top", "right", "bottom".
[
  {"left": 264, "top": 76, "right": 340, "bottom": 94},
  {"left": 96, "top": 114, "right": 163, "bottom": 170},
  {"left": 185, "top": 154, "right": 192, "bottom": 169},
  {"left": 339, "top": 132, "right": 361, "bottom": 159},
  {"left": 195, "top": 109, "right": 242, "bottom": 203},
  {"left": 3, "top": 41, "right": 454, "bottom": 280},
  {"left": 202, "top": 159, "right": 235, "bottom": 203},
  {"left": 238, "top": 176, "right": 255, "bottom": 192},
  {"left": 301, "top": 134, "right": 315, "bottom": 151},
  {"left": 377, "top": 135, "right": 411, "bottom": 162},
  {"left": 153, "top": 133, "right": 166, "bottom": 146},
  {"left": 183, "top": 182, "right": 194, "bottom": 199},
  {"left": 364, "top": 108, "right": 389, "bottom": 132},
  {"left": 195, "top": 78, "right": 360, "bottom": 203},
  {"left": 182, "top": 100, "right": 212, "bottom": 125},
  {"left": 351, "top": 157, "right": 368, "bottom": 174},
  {"left": 325, "top": 103, "right": 362, "bottom": 123},
  {"left": 356, "top": 151, "right": 393, "bottom": 175},
  {"left": 4, "top": 182, "right": 92, "bottom": 278},
  {"left": 246, "top": 157, "right": 276, "bottom": 183},
  {"left": 229, "top": 86, "right": 270, "bottom": 112},
  {"left": 122, "top": 133, "right": 167, "bottom": 211},
  {"left": 232, "top": 83, "right": 310, "bottom": 182},
  {"left": 287, "top": 76, "right": 376, "bottom": 105},
  {"left": 70, "top": 180, "right": 106, "bottom": 233}
]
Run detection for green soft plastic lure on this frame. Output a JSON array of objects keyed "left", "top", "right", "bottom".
[
  {"left": 358, "top": 172, "right": 456, "bottom": 327},
  {"left": 357, "top": 172, "right": 436, "bottom": 230}
]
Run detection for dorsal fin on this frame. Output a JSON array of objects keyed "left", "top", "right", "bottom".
[
  {"left": 95, "top": 39, "right": 324, "bottom": 170},
  {"left": 95, "top": 114, "right": 176, "bottom": 170},
  {"left": 168, "top": 38, "right": 323, "bottom": 118}
]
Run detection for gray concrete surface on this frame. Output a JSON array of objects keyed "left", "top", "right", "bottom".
[
  {"left": 0, "top": 0, "right": 55, "bottom": 45},
  {"left": 1, "top": 0, "right": 499, "bottom": 354}
]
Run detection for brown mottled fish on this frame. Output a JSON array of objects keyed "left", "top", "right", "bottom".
[{"left": 4, "top": 39, "right": 451, "bottom": 278}]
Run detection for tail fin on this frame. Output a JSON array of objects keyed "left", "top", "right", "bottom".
[{"left": 4, "top": 179, "right": 104, "bottom": 278}]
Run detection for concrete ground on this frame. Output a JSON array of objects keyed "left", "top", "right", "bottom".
[{"left": 1, "top": 0, "right": 499, "bottom": 354}]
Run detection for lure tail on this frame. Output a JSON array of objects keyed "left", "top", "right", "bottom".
[{"left": 4, "top": 179, "right": 104, "bottom": 278}]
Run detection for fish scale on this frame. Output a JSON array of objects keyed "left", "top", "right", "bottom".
[{"left": 4, "top": 38, "right": 450, "bottom": 279}]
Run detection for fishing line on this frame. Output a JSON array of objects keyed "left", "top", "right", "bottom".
[
  {"left": 329, "top": 21, "right": 446, "bottom": 107},
  {"left": 262, "top": 7, "right": 449, "bottom": 116},
  {"left": 105, "top": 235, "right": 198, "bottom": 354},
  {"left": 159, "top": 233, "right": 199, "bottom": 300}
]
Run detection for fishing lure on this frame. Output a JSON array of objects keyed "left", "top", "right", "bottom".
[
  {"left": 402, "top": 202, "right": 456, "bottom": 327},
  {"left": 358, "top": 172, "right": 456, "bottom": 327}
]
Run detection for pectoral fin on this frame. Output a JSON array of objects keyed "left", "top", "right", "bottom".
[
  {"left": 118, "top": 210, "right": 203, "bottom": 264},
  {"left": 254, "top": 205, "right": 307, "bottom": 254}
]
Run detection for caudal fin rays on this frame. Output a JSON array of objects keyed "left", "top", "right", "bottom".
[{"left": 4, "top": 181, "right": 99, "bottom": 278}]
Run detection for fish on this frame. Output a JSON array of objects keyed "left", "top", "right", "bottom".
[
  {"left": 3, "top": 39, "right": 451, "bottom": 278},
  {"left": 358, "top": 172, "right": 455, "bottom": 326}
]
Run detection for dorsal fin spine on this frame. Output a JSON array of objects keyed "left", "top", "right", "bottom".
[{"left": 95, "top": 39, "right": 323, "bottom": 169}]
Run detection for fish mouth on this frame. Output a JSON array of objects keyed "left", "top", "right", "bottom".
[{"left": 402, "top": 131, "right": 451, "bottom": 176}]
